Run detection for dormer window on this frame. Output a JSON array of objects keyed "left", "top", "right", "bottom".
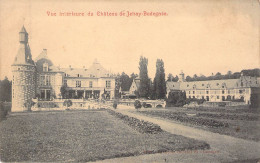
[
  {"left": 64, "top": 73, "right": 68, "bottom": 77},
  {"left": 43, "top": 62, "right": 48, "bottom": 72},
  {"left": 77, "top": 74, "right": 80, "bottom": 77}
]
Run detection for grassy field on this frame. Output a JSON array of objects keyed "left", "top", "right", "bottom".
[
  {"left": 137, "top": 107, "right": 260, "bottom": 141},
  {"left": 0, "top": 110, "right": 209, "bottom": 162}
]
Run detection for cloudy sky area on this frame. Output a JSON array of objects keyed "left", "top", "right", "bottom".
[{"left": 0, "top": 0, "right": 259, "bottom": 80}]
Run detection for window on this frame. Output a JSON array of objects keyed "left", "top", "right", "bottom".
[
  {"left": 43, "top": 63, "right": 48, "bottom": 72},
  {"left": 222, "top": 96, "right": 225, "bottom": 101},
  {"left": 77, "top": 74, "right": 80, "bottom": 77},
  {"left": 187, "top": 84, "right": 189, "bottom": 87},
  {"left": 40, "top": 90, "right": 45, "bottom": 99},
  {"left": 217, "top": 96, "right": 219, "bottom": 99},
  {"left": 13, "top": 75, "right": 14, "bottom": 84},
  {"left": 206, "top": 91, "right": 209, "bottom": 94},
  {"left": 64, "top": 80, "right": 67, "bottom": 86},
  {"left": 106, "top": 80, "right": 111, "bottom": 89},
  {"left": 64, "top": 73, "right": 68, "bottom": 77},
  {"left": 202, "top": 96, "right": 204, "bottom": 99},
  {"left": 189, "top": 96, "right": 191, "bottom": 99},
  {"left": 189, "top": 91, "right": 190, "bottom": 94},
  {"left": 40, "top": 75, "right": 51, "bottom": 86},
  {"left": 222, "top": 90, "right": 225, "bottom": 94},
  {"left": 46, "top": 76, "right": 50, "bottom": 86},
  {"left": 193, "top": 91, "right": 195, "bottom": 94},
  {"left": 173, "top": 84, "right": 174, "bottom": 87},
  {"left": 216, "top": 83, "right": 219, "bottom": 86},
  {"left": 76, "top": 81, "right": 81, "bottom": 87},
  {"left": 89, "top": 81, "right": 93, "bottom": 88},
  {"left": 202, "top": 84, "right": 204, "bottom": 86}
]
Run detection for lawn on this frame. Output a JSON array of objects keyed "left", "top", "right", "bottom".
[
  {"left": 0, "top": 110, "right": 209, "bottom": 162},
  {"left": 137, "top": 107, "right": 260, "bottom": 141}
]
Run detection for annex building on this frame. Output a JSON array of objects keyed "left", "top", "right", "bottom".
[
  {"left": 167, "top": 71, "right": 260, "bottom": 105},
  {"left": 12, "top": 26, "right": 116, "bottom": 111}
]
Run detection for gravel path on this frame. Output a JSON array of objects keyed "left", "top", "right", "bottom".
[{"left": 96, "top": 108, "right": 260, "bottom": 163}]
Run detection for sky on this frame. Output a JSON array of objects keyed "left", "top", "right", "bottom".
[{"left": 0, "top": 0, "right": 259, "bottom": 80}]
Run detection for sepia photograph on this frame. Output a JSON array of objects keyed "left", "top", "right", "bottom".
[{"left": 0, "top": 0, "right": 259, "bottom": 162}]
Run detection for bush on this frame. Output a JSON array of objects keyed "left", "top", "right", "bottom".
[
  {"left": 142, "top": 102, "right": 147, "bottom": 108},
  {"left": 0, "top": 102, "right": 8, "bottom": 121},
  {"left": 63, "top": 100, "right": 72, "bottom": 109},
  {"left": 107, "top": 109, "right": 163, "bottom": 134},
  {"left": 113, "top": 101, "right": 117, "bottom": 109},
  {"left": 24, "top": 99, "right": 35, "bottom": 111},
  {"left": 134, "top": 100, "right": 142, "bottom": 109}
]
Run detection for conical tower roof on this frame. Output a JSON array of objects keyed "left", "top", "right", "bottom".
[
  {"left": 20, "top": 26, "right": 27, "bottom": 33},
  {"left": 12, "top": 26, "right": 34, "bottom": 65}
]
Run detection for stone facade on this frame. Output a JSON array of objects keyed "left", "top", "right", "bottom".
[
  {"left": 166, "top": 72, "right": 260, "bottom": 105},
  {"left": 12, "top": 26, "right": 116, "bottom": 112}
]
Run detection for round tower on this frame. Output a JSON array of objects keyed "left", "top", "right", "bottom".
[{"left": 11, "top": 26, "right": 36, "bottom": 112}]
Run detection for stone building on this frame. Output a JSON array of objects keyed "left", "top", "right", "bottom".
[
  {"left": 12, "top": 26, "right": 116, "bottom": 112},
  {"left": 166, "top": 71, "right": 260, "bottom": 105}
]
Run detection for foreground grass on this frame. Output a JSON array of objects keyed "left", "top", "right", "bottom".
[
  {"left": 137, "top": 107, "right": 260, "bottom": 141},
  {"left": 0, "top": 110, "right": 209, "bottom": 162}
]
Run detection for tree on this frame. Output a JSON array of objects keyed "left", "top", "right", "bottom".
[
  {"left": 0, "top": 77, "right": 12, "bottom": 102},
  {"left": 166, "top": 90, "right": 186, "bottom": 107},
  {"left": 167, "top": 73, "right": 174, "bottom": 81},
  {"left": 153, "top": 59, "right": 167, "bottom": 99},
  {"left": 60, "top": 85, "right": 67, "bottom": 99},
  {"left": 120, "top": 72, "right": 132, "bottom": 92},
  {"left": 186, "top": 75, "right": 192, "bottom": 81},
  {"left": 138, "top": 56, "right": 150, "bottom": 98}
]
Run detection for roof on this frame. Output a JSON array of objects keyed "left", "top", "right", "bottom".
[
  {"left": 20, "top": 26, "right": 27, "bottom": 33},
  {"left": 13, "top": 44, "right": 34, "bottom": 65},
  {"left": 134, "top": 79, "right": 140, "bottom": 89},
  {"left": 167, "top": 76, "right": 259, "bottom": 91},
  {"left": 60, "top": 60, "right": 112, "bottom": 78}
]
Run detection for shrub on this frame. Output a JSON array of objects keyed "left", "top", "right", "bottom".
[
  {"left": 107, "top": 109, "right": 163, "bottom": 134},
  {"left": 63, "top": 100, "right": 72, "bottom": 109},
  {"left": 134, "top": 100, "right": 142, "bottom": 109},
  {"left": 0, "top": 102, "right": 8, "bottom": 121},
  {"left": 142, "top": 102, "right": 147, "bottom": 108},
  {"left": 24, "top": 99, "right": 35, "bottom": 111},
  {"left": 113, "top": 100, "right": 118, "bottom": 109}
]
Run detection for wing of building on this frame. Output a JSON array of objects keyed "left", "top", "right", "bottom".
[
  {"left": 11, "top": 26, "right": 116, "bottom": 111},
  {"left": 166, "top": 71, "right": 260, "bottom": 105}
]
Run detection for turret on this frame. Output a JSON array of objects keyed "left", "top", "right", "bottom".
[
  {"left": 19, "top": 26, "right": 28, "bottom": 44},
  {"left": 12, "top": 26, "right": 36, "bottom": 112},
  {"left": 178, "top": 70, "right": 186, "bottom": 82}
]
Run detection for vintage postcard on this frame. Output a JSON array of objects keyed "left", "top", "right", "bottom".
[{"left": 0, "top": 0, "right": 259, "bottom": 162}]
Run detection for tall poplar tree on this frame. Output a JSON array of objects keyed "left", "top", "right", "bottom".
[
  {"left": 153, "top": 59, "right": 167, "bottom": 99},
  {"left": 138, "top": 56, "right": 150, "bottom": 98}
]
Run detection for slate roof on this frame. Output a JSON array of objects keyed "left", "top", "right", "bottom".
[
  {"left": 13, "top": 44, "right": 34, "bottom": 65},
  {"left": 167, "top": 76, "right": 259, "bottom": 91}
]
